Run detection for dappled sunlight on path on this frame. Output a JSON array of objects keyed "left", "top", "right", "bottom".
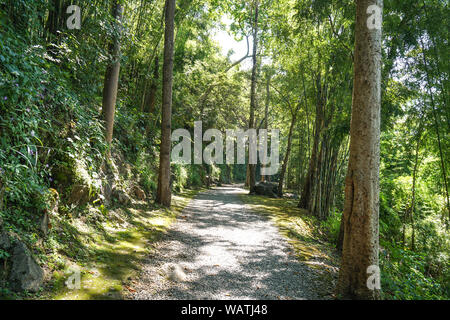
[{"left": 131, "top": 186, "right": 325, "bottom": 300}]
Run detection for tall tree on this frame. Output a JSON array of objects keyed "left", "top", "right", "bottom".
[
  {"left": 156, "top": 0, "right": 176, "bottom": 207},
  {"left": 45, "top": 0, "right": 64, "bottom": 42},
  {"left": 278, "top": 101, "right": 301, "bottom": 197},
  {"left": 102, "top": 0, "right": 123, "bottom": 147},
  {"left": 261, "top": 70, "right": 271, "bottom": 183},
  {"left": 298, "top": 71, "right": 326, "bottom": 211},
  {"left": 145, "top": 56, "right": 160, "bottom": 136},
  {"left": 248, "top": 0, "right": 259, "bottom": 194},
  {"left": 337, "top": 0, "right": 383, "bottom": 299}
]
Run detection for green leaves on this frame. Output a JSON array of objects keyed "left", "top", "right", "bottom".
[{"left": 380, "top": 243, "right": 448, "bottom": 300}]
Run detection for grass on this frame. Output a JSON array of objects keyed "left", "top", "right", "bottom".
[{"left": 36, "top": 189, "right": 201, "bottom": 300}]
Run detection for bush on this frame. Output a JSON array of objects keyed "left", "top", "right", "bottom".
[
  {"left": 380, "top": 243, "right": 448, "bottom": 300},
  {"left": 321, "top": 209, "right": 342, "bottom": 245}
]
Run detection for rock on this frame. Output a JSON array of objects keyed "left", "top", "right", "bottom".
[
  {"left": 68, "top": 184, "right": 90, "bottom": 205},
  {"left": 254, "top": 182, "right": 279, "bottom": 198},
  {"left": 131, "top": 185, "right": 146, "bottom": 201},
  {"left": 112, "top": 189, "right": 131, "bottom": 205},
  {"left": 8, "top": 242, "right": 44, "bottom": 293}
]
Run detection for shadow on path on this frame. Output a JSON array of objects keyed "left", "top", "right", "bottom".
[{"left": 131, "top": 186, "right": 324, "bottom": 300}]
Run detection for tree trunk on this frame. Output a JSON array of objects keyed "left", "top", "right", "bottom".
[
  {"left": 337, "top": 214, "right": 345, "bottom": 252},
  {"left": 410, "top": 131, "right": 421, "bottom": 251},
  {"left": 248, "top": 2, "right": 259, "bottom": 195},
  {"left": 419, "top": 37, "right": 450, "bottom": 229},
  {"left": 102, "top": 1, "right": 123, "bottom": 147},
  {"left": 278, "top": 104, "right": 300, "bottom": 197},
  {"left": 156, "top": 0, "right": 176, "bottom": 207},
  {"left": 145, "top": 56, "right": 160, "bottom": 136},
  {"left": 337, "top": 0, "right": 383, "bottom": 300},
  {"left": 298, "top": 85, "right": 323, "bottom": 209},
  {"left": 45, "top": 0, "right": 63, "bottom": 42},
  {"left": 261, "top": 73, "right": 271, "bottom": 182}
]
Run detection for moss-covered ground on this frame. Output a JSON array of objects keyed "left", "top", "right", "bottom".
[{"left": 34, "top": 189, "right": 201, "bottom": 300}]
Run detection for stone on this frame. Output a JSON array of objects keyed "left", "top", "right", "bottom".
[
  {"left": 254, "top": 182, "right": 279, "bottom": 198},
  {"left": 8, "top": 241, "right": 44, "bottom": 292}
]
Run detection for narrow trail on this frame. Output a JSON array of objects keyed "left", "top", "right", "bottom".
[{"left": 130, "top": 186, "right": 323, "bottom": 300}]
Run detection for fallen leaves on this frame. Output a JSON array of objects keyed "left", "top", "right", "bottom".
[{"left": 124, "top": 285, "right": 136, "bottom": 293}]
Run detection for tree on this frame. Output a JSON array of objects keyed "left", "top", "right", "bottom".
[
  {"left": 248, "top": 0, "right": 259, "bottom": 194},
  {"left": 337, "top": 0, "right": 383, "bottom": 299},
  {"left": 102, "top": 0, "right": 123, "bottom": 147},
  {"left": 145, "top": 56, "right": 160, "bottom": 136},
  {"left": 45, "top": 0, "right": 64, "bottom": 43},
  {"left": 156, "top": 0, "right": 176, "bottom": 207},
  {"left": 278, "top": 101, "right": 301, "bottom": 197},
  {"left": 261, "top": 69, "right": 272, "bottom": 182}
]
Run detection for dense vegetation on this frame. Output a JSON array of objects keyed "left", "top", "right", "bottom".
[{"left": 0, "top": 0, "right": 448, "bottom": 299}]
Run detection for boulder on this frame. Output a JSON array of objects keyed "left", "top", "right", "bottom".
[
  {"left": 254, "top": 182, "right": 279, "bottom": 198},
  {"left": 8, "top": 241, "right": 44, "bottom": 292}
]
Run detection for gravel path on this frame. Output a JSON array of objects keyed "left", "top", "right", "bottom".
[{"left": 131, "top": 185, "right": 323, "bottom": 300}]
